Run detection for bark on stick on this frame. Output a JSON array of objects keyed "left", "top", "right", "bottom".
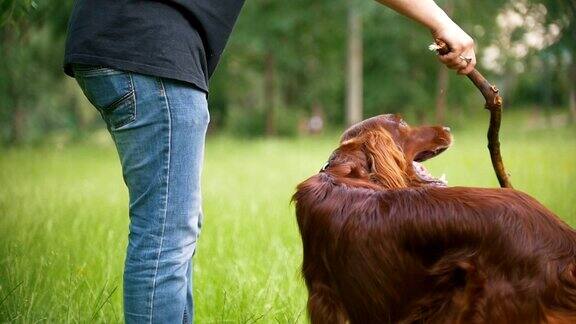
[{"left": 432, "top": 40, "right": 513, "bottom": 188}]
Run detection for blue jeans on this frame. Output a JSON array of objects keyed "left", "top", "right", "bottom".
[{"left": 74, "top": 65, "right": 209, "bottom": 323}]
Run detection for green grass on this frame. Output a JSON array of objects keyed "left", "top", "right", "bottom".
[{"left": 1, "top": 111, "right": 575, "bottom": 323}]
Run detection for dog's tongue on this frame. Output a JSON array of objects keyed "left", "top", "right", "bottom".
[{"left": 412, "top": 161, "right": 448, "bottom": 187}]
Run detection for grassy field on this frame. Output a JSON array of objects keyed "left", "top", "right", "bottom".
[{"left": 1, "top": 111, "right": 575, "bottom": 323}]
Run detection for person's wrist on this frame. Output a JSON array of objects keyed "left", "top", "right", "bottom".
[{"left": 427, "top": 9, "right": 454, "bottom": 35}]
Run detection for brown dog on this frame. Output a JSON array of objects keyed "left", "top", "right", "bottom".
[{"left": 292, "top": 114, "right": 576, "bottom": 323}]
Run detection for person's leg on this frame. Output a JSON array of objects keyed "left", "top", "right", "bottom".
[
  {"left": 184, "top": 259, "right": 194, "bottom": 323},
  {"left": 74, "top": 65, "right": 208, "bottom": 323}
]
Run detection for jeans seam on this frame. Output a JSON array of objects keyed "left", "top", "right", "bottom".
[
  {"left": 130, "top": 73, "right": 137, "bottom": 127},
  {"left": 149, "top": 78, "right": 172, "bottom": 324}
]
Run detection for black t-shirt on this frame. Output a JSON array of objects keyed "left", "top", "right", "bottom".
[{"left": 63, "top": 0, "right": 245, "bottom": 92}]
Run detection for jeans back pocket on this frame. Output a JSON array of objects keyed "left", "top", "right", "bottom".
[{"left": 74, "top": 65, "right": 136, "bottom": 130}]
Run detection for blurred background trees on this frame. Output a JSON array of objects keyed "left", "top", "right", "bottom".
[{"left": 0, "top": 0, "right": 574, "bottom": 145}]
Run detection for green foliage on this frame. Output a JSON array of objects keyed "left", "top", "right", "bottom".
[
  {"left": 0, "top": 0, "right": 37, "bottom": 27},
  {"left": 0, "top": 0, "right": 79, "bottom": 145},
  {"left": 0, "top": 0, "right": 574, "bottom": 144},
  {"left": 213, "top": 0, "right": 348, "bottom": 129},
  {"left": 537, "top": 0, "right": 575, "bottom": 48}
]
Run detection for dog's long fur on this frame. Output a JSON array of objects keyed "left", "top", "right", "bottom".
[{"left": 292, "top": 115, "right": 576, "bottom": 323}]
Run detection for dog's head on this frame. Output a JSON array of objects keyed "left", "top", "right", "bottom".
[{"left": 324, "top": 114, "right": 452, "bottom": 189}]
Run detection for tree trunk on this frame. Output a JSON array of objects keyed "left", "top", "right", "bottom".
[
  {"left": 69, "top": 95, "right": 90, "bottom": 139},
  {"left": 9, "top": 106, "right": 25, "bottom": 145},
  {"left": 569, "top": 51, "right": 576, "bottom": 123},
  {"left": 569, "top": 87, "right": 576, "bottom": 124},
  {"left": 435, "top": 66, "right": 449, "bottom": 124},
  {"left": 264, "top": 51, "right": 276, "bottom": 136},
  {"left": 6, "top": 63, "right": 25, "bottom": 145},
  {"left": 346, "top": 4, "right": 363, "bottom": 127},
  {"left": 542, "top": 53, "right": 553, "bottom": 127}
]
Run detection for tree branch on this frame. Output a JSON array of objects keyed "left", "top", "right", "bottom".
[{"left": 432, "top": 41, "right": 513, "bottom": 188}]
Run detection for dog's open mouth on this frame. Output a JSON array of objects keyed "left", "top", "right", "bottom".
[
  {"left": 412, "top": 146, "right": 450, "bottom": 187},
  {"left": 413, "top": 147, "right": 448, "bottom": 162}
]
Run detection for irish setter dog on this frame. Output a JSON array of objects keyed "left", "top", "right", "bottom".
[{"left": 293, "top": 114, "right": 576, "bottom": 323}]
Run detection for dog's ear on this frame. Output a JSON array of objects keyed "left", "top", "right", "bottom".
[{"left": 362, "top": 128, "right": 408, "bottom": 189}]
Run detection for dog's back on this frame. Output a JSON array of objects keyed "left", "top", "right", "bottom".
[
  {"left": 293, "top": 173, "right": 576, "bottom": 323},
  {"left": 293, "top": 115, "right": 576, "bottom": 323}
]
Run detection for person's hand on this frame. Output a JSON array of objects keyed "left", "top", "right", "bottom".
[
  {"left": 375, "top": 0, "right": 476, "bottom": 74},
  {"left": 431, "top": 20, "right": 476, "bottom": 75}
]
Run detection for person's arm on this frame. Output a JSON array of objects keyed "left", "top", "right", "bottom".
[{"left": 376, "top": 0, "right": 476, "bottom": 75}]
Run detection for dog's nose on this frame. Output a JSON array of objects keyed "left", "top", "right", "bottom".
[{"left": 443, "top": 126, "right": 451, "bottom": 132}]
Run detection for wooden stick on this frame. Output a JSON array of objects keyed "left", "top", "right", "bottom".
[{"left": 432, "top": 41, "right": 513, "bottom": 188}]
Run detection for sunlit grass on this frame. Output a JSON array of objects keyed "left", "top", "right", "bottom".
[{"left": 0, "top": 111, "right": 574, "bottom": 323}]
